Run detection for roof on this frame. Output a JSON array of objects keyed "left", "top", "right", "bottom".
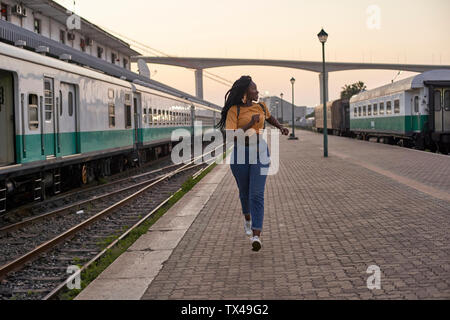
[
  {"left": 350, "top": 69, "right": 450, "bottom": 103},
  {"left": 19, "top": 0, "right": 140, "bottom": 56}
]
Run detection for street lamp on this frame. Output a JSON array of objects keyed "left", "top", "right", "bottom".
[
  {"left": 280, "top": 93, "right": 284, "bottom": 122},
  {"left": 288, "top": 77, "right": 298, "bottom": 140},
  {"left": 318, "top": 28, "right": 328, "bottom": 157}
]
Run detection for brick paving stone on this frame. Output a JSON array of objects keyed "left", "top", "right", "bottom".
[{"left": 141, "top": 130, "right": 450, "bottom": 300}]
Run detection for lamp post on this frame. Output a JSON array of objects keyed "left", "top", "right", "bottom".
[
  {"left": 280, "top": 93, "right": 284, "bottom": 123},
  {"left": 318, "top": 28, "right": 328, "bottom": 157},
  {"left": 288, "top": 77, "right": 298, "bottom": 140}
]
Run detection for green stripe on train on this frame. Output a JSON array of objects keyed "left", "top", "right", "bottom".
[
  {"left": 350, "top": 115, "right": 428, "bottom": 133},
  {"left": 15, "top": 126, "right": 216, "bottom": 164}
]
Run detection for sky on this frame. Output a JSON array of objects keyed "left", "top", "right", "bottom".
[{"left": 55, "top": 0, "right": 450, "bottom": 107}]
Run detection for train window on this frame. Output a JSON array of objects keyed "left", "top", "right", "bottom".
[
  {"left": 394, "top": 99, "right": 400, "bottom": 114},
  {"left": 68, "top": 92, "right": 74, "bottom": 116},
  {"left": 358, "top": 107, "right": 361, "bottom": 117},
  {"left": 153, "top": 108, "right": 157, "bottom": 125},
  {"left": 380, "top": 102, "right": 384, "bottom": 115},
  {"left": 434, "top": 90, "right": 441, "bottom": 111},
  {"left": 148, "top": 108, "right": 152, "bottom": 125},
  {"left": 59, "top": 91, "right": 63, "bottom": 116},
  {"left": 158, "top": 109, "right": 161, "bottom": 125},
  {"left": 414, "top": 96, "right": 419, "bottom": 113},
  {"left": 125, "top": 93, "right": 132, "bottom": 128},
  {"left": 363, "top": 106, "right": 366, "bottom": 116},
  {"left": 108, "top": 103, "right": 115, "bottom": 127},
  {"left": 44, "top": 79, "right": 53, "bottom": 121},
  {"left": 368, "top": 105, "right": 372, "bottom": 116},
  {"left": 373, "top": 103, "right": 378, "bottom": 116},
  {"left": 28, "top": 94, "right": 39, "bottom": 130},
  {"left": 125, "top": 105, "right": 132, "bottom": 128},
  {"left": 444, "top": 91, "right": 450, "bottom": 111},
  {"left": 386, "top": 101, "right": 392, "bottom": 114},
  {"left": 353, "top": 108, "right": 357, "bottom": 117},
  {"left": 143, "top": 108, "right": 147, "bottom": 124}
]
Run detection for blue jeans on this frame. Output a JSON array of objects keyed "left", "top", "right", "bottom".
[{"left": 230, "top": 140, "right": 270, "bottom": 231}]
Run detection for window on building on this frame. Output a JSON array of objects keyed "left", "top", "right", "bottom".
[
  {"left": 111, "top": 53, "right": 117, "bottom": 64},
  {"left": 1, "top": 3, "right": 8, "bottom": 21},
  {"left": 123, "top": 58, "right": 128, "bottom": 69},
  {"left": 34, "top": 18, "right": 41, "bottom": 34},
  {"left": 28, "top": 94, "right": 39, "bottom": 130},
  {"left": 386, "top": 101, "right": 392, "bottom": 114},
  {"left": 414, "top": 96, "right": 419, "bottom": 113},
  {"left": 368, "top": 105, "right": 372, "bottom": 116},
  {"left": 68, "top": 92, "right": 74, "bottom": 117},
  {"left": 80, "top": 38, "right": 86, "bottom": 52},
  {"left": 373, "top": 103, "right": 378, "bottom": 116},
  {"left": 97, "top": 46, "right": 104, "bottom": 59},
  {"left": 59, "top": 30, "right": 65, "bottom": 44}
]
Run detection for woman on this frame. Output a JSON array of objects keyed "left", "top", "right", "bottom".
[{"left": 215, "top": 75, "right": 289, "bottom": 251}]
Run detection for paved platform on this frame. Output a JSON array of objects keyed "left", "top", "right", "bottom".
[{"left": 77, "top": 130, "right": 450, "bottom": 300}]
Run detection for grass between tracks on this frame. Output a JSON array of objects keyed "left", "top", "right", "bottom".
[{"left": 59, "top": 157, "right": 225, "bottom": 300}]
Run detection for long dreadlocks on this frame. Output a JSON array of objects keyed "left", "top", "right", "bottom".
[{"left": 215, "top": 75, "right": 252, "bottom": 131}]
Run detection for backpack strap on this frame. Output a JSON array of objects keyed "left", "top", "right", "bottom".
[{"left": 258, "top": 102, "right": 267, "bottom": 129}]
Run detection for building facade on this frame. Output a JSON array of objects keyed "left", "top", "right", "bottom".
[
  {"left": 260, "top": 96, "right": 307, "bottom": 126},
  {"left": 0, "top": 0, "right": 139, "bottom": 69}
]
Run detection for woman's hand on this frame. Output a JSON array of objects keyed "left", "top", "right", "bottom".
[
  {"left": 280, "top": 126, "right": 289, "bottom": 136},
  {"left": 251, "top": 114, "right": 260, "bottom": 124}
]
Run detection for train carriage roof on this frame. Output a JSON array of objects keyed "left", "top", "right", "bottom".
[{"left": 350, "top": 69, "right": 450, "bottom": 103}]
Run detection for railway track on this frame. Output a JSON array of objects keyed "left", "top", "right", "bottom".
[{"left": 0, "top": 145, "right": 227, "bottom": 300}]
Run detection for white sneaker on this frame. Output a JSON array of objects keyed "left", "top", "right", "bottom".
[
  {"left": 244, "top": 219, "right": 252, "bottom": 236},
  {"left": 250, "top": 236, "right": 262, "bottom": 251}
]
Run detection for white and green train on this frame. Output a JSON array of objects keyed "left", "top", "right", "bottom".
[
  {"left": 0, "top": 41, "right": 219, "bottom": 212},
  {"left": 350, "top": 70, "right": 450, "bottom": 152}
]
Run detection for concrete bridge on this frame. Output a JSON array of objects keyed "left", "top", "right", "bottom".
[{"left": 131, "top": 56, "right": 450, "bottom": 103}]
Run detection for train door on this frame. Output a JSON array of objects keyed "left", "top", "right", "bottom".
[
  {"left": 0, "top": 70, "right": 15, "bottom": 166},
  {"left": 59, "top": 83, "right": 78, "bottom": 155},
  {"left": 133, "top": 93, "right": 141, "bottom": 145},
  {"left": 412, "top": 95, "right": 420, "bottom": 131},
  {"left": 43, "top": 77, "right": 56, "bottom": 158},
  {"left": 444, "top": 89, "right": 450, "bottom": 133}
]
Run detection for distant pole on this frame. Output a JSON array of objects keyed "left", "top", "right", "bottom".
[
  {"left": 288, "top": 78, "right": 298, "bottom": 140},
  {"left": 318, "top": 28, "right": 328, "bottom": 157}
]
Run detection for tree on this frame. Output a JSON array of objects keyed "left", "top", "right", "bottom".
[{"left": 340, "top": 81, "right": 367, "bottom": 99}]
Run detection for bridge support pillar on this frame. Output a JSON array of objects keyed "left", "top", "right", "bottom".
[
  {"left": 319, "top": 72, "right": 329, "bottom": 104},
  {"left": 195, "top": 69, "right": 204, "bottom": 99}
]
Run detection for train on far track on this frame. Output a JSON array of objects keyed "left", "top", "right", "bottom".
[
  {"left": 0, "top": 41, "right": 219, "bottom": 213},
  {"left": 313, "top": 70, "right": 450, "bottom": 154}
]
